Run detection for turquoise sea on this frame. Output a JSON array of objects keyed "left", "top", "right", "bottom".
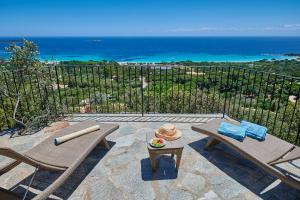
[{"left": 0, "top": 37, "right": 299, "bottom": 62}]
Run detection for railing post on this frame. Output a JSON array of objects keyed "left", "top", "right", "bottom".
[
  {"left": 140, "top": 65, "right": 144, "bottom": 116},
  {"left": 296, "top": 123, "right": 300, "bottom": 145}
]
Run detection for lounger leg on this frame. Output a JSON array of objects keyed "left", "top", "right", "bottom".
[
  {"left": 100, "top": 138, "right": 110, "bottom": 149},
  {"left": 205, "top": 137, "right": 220, "bottom": 150},
  {"left": 0, "top": 160, "right": 21, "bottom": 175}
]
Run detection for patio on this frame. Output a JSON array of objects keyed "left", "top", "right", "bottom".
[{"left": 0, "top": 114, "right": 300, "bottom": 200}]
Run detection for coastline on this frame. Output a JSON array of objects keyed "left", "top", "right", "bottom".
[{"left": 36, "top": 53, "right": 298, "bottom": 64}]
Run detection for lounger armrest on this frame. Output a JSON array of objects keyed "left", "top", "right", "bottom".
[
  {"left": 269, "top": 147, "right": 300, "bottom": 165},
  {"left": 0, "top": 148, "right": 66, "bottom": 172},
  {"left": 0, "top": 160, "right": 21, "bottom": 175},
  {"left": 0, "top": 148, "right": 37, "bottom": 167}
]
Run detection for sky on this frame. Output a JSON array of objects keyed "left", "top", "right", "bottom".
[{"left": 0, "top": 0, "right": 300, "bottom": 37}]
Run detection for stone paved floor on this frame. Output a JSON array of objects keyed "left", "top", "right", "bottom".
[{"left": 0, "top": 119, "right": 300, "bottom": 200}]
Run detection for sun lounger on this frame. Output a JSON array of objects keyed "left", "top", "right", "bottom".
[
  {"left": 191, "top": 118, "right": 300, "bottom": 190},
  {"left": 0, "top": 120, "right": 119, "bottom": 200}
]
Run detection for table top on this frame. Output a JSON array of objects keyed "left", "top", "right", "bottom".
[{"left": 146, "top": 132, "right": 184, "bottom": 150}]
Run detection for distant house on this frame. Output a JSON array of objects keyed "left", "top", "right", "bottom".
[
  {"left": 112, "top": 75, "right": 118, "bottom": 81},
  {"left": 52, "top": 84, "right": 68, "bottom": 90},
  {"left": 289, "top": 95, "right": 298, "bottom": 103}
]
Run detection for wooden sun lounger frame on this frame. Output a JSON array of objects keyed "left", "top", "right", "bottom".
[
  {"left": 0, "top": 121, "right": 119, "bottom": 200},
  {"left": 191, "top": 117, "right": 300, "bottom": 191}
]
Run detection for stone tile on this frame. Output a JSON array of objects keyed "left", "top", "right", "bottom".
[
  {"left": 178, "top": 172, "right": 206, "bottom": 195},
  {"left": 198, "top": 190, "right": 220, "bottom": 200},
  {"left": 110, "top": 161, "right": 156, "bottom": 200},
  {"left": 114, "top": 133, "right": 137, "bottom": 148},
  {"left": 168, "top": 188, "right": 195, "bottom": 200},
  {"left": 1, "top": 119, "right": 300, "bottom": 200}
]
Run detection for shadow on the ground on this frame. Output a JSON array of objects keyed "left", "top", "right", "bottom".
[
  {"left": 9, "top": 141, "right": 116, "bottom": 200},
  {"left": 188, "top": 138, "right": 300, "bottom": 200},
  {"left": 141, "top": 156, "right": 178, "bottom": 181}
]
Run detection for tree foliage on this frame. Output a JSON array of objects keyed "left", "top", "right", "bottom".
[{"left": 0, "top": 40, "right": 61, "bottom": 136}]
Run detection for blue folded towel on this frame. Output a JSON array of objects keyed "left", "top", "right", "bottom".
[
  {"left": 240, "top": 121, "right": 267, "bottom": 141},
  {"left": 218, "top": 122, "right": 246, "bottom": 141}
]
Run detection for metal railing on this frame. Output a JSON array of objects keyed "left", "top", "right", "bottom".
[{"left": 0, "top": 64, "right": 299, "bottom": 144}]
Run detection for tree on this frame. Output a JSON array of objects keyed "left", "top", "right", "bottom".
[{"left": 0, "top": 40, "right": 61, "bottom": 136}]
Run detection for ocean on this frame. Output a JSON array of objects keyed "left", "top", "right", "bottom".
[{"left": 0, "top": 37, "right": 300, "bottom": 62}]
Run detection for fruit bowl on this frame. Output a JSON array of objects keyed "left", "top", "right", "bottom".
[{"left": 149, "top": 137, "right": 166, "bottom": 148}]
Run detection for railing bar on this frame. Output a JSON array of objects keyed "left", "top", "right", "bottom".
[
  {"left": 128, "top": 66, "right": 132, "bottom": 112},
  {"left": 66, "top": 67, "right": 75, "bottom": 112},
  {"left": 279, "top": 79, "right": 293, "bottom": 136},
  {"left": 141, "top": 66, "right": 144, "bottom": 116},
  {"left": 272, "top": 76, "right": 285, "bottom": 136},
  {"left": 159, "top": 66, "right": 162, "bottom": 112},
  {"left": 176, "top": 67, "right": 180, "bottom": 112},
  {"left": 122, "top": 65, "right": 127, "bottom": 114},
  {"left": 153, "top": 67, "right": 156, "bottom": 113},
  {"left": 201, "top": 67, "right": 205, "bottom": 113},
  {"left": 231, "top": 68, "right": 241, "bottom": 115},
  {"left": 116, "top": 65, "right": 121, "bottom": 114},
  {"left": 247, "top": 71, "right": 257, "bottom": 120},
  {"left": 54, "top": 65, "right": 63, "bottom": 114},
  {"left": 85, "top": 66, "right": 92, "bottom": 112},
  {"left": 48, "top": 67, "right": 57, "bottom": 115},
  {"left": 97, "top": 66, "right": 104, "bottom": 113},
  {"left": 242, "top": 70, "right": 251, "bottom": 118},
  {"left": 91, "top": 66, "right": 98, "bottom": 113},
  {"left": 182, "top": 66, "right": 187, "bottom": 113},
  {"left": 194, "top": 67, "right": 199, "bottom": 113},
  {"left": 227, "top": 67, "right": 235, "bottom": 116},
  {"left": 171, "top": 67, "right": 174, "bottom": 102},
  {"left": 218, "top": 67, "right": 224, "bottom": 113},
  {"left": 165, "top": 66, "right": 168, "bottom": 112},
  {"left": 35, "top": 71, "right": 44, "bottom": 103},
  {"left": 212, "top": 67, "right": 218, "bottom": 113},
  {"left": 79, "top": 66, "right": 85, "bottom": 112},
  {"left": 253, "top": 72, "right": 264, "bottom": 121},
  {"left": 134, "top": 65, "right": 138, "bottom": 113},
  {"left": 60, "top": 66, "right": 69, "bottom": 112},
  {"left": 259, "top": 73, "right": 271, "bottom": 124},
  {"left": 19, "top": 70, "right": 30, "bottom": 112},
  {"left": 0, "top": 90, "right": 10, "bottom": 128},
  {"left": 147, "top": 66, "right": 150, "bottom": 113},
  {"left": 287, "top": 84, "right": 300, "bottom": 141},
  {"left": 11, "top": 72, "right": 23, "bottom": 117},
  {"left": 110, "top": 65, "right": 115, "bottom": 113},
  {"left": 236, "top": 68, "right": 246, "bottom": 118},
  {"left": 3, "top": 72, "right": 15, "bottom": 115},
  {"left": 207, "top": 67, "right": 212, "bottom": 113},
  {"left": 73, "top": 67, "right": 80, "bottom": 112},
  {"left": 104, "top": 65, "right": 109, "bottom": 113},
  {"left": 28, "top": 71, "right": 36, "bottom": 106},
  {"left": 266, "top": 75, "right": 277, "bottom": 129},
  {"left": 223, "top": 67, "right": 230, "bottom": 117},
  {"left": 43, "top": 80, "right": 50, "bottom": 116},
  {"left": 296, "top": 125, "right": 300, "bottom": 145},
  {"left": 189, "top": 67, "right": 193, "bottom": 112}
]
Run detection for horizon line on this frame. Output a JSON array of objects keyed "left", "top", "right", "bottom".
[{"left": 1, "top": 35, "right": 300, "bottom": 38}]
